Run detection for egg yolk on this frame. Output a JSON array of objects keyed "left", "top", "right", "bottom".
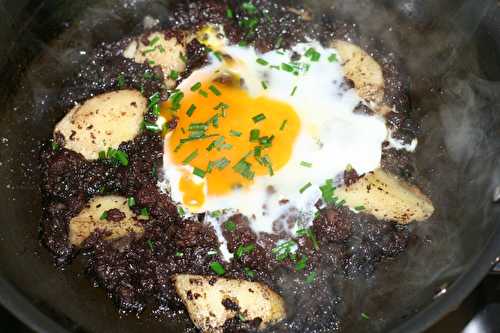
[{"left": 162, "top": 77, "right": 300, "bottom": 210}]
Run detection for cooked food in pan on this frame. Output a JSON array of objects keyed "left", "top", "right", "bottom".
[{"left": 40, "top": 1, "right": 434, "bottom": 332}]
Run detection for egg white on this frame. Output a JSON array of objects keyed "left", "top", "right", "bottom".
[{"left": 159, "top": 35, "right": 388, "bottom": 259}]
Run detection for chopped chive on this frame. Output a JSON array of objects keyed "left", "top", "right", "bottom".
[
  {"left": 320, "top": 179, "right": 336, "bottom": 205},
  {"left": 238, "top": 40, "right": 248, "bottom": 47},
  {"left": 106, "top": 147, "right": 129, "bottom": 166},
  {"left": 291, "top": 85, "right": 298, "bottom": 96},
  {"left": 310, "top": 52, "right": 321, "bottom": 62},
  {"left": 212, "top": 51, "right": 223, "bottom": 62},
  {"left": 198, "top": 89, "right": 209, "bottom": 98},
  {"left": 355, "top": 205, "right": 366, "bottom": 211},
  {"left": 295, "top": 255, "right": 308, "bottom": 271},
  {"left": 299, "top": 182, "right": 312, "bottom": 194},
  {"left": 98, "top": 150, "right": 106, "bottom": 159},
  {"left": 328, "top": 54, "right": 338, "bottom": 63},
  {"left": 116, "top": 73, "right": 125, "bottom": 88},
  {"left": 146, "top": 239, "right": 155, "bottom": 251},
  {"left": 280, "top": 119, "right": 288, "bottom": 131},
  {"left": 259, "top": 135, "right": 274, "bottom": 148},
  {"left": 186, "top": 104, "right": 196, "bottom": 117},
  {"left": 252, "top": 113, "right": 266, "bottom": 123},
  {"left": 179, "top": 52, "right": 187, "bottom": 63},
  {"left": 212, "top": 157, "right": 230, "bottom": 170},
  {"left": 256, "top": 58, "right": 269, "bottom": 66},
  {"left": 147, "top": 60, "right": 155, "bottom": 65},
  {"left": 182, "top": 150, "right": 199, "bottom": 165},
  {"left": 235, "top": 243, "right": 255, "bottom": 259},
  {"left": 305, "top": 47, "right": 315, "bottom": 57},
  {"left": 177, "top": 207, "right": 185, "bottom": 217},
  {"left": 225, "top": 220, "right": 236, "bottom": 232},
  {"left": 175, "top": 251, "right": 184, "bottom": 257},
  {"left": 281, "top": 63, "right": 294, "bottom": 72},
  {"left": 168, "top": 70, "right": 179, "bottom": 80},
  {"left": 143, "top": 121, "right": 162, "bottom": 132},
  {"left": 261, "top": 81, "right": 268, "bottom": 90},
  {"left": 193, "top": 167, "right": 206, "bottom": 178},
  {"left": 275, "top": 36, "right": 283, "bottom": 49},
  {"left": 244, "top": 267, "right": 256, "bottom": 278},
  {"left": 188, "top": 123, "right": 208, "bottom": 131},
  {"left": 139, "top": 207, "right": 150, "bottom": 220},
  {"left": 99, "top": 211, "right": 108, "bottom": 220},
  {"left": 127, "top": 197, "right": 136, "bottom": 208},
  {"left": 191, "top": 82, "right": 202, "bottom": 91},
  {"left": 208, "top": 85, "right": 221, "bottom": 96},
  {"left": 305, "top": 271, "right": 317, "bottom": 284},
  {"left": 336, "top": 199, "right": 346, "bottom": 208},
  {"left": 300, "top": 161, "right": 313, "bottom": 168},
  {"left": 254, "top": 146, "right": 262, "bottom": 157},
  {"left": 233, "top": 154, "right": 255, "bottom": 180},
  {"left": 250, "top": 129, "right": 260, "bottom": 141},
  {"left": 296, "top": 228, "right": 319, "bottom": 250},
  {"left": 230, "top": 130, "right": 242, "bottom": 137},
  {"left": 361, "top": 313, "right": 370, "bottom": 320},
  {"left": 142, "top": 48, "right": 156, "bottom": 55},
  {"left": 242, "top": 2, "right": 257, "bottom": 14},
  {"left": 226, "top": 7, "right": 234, "bottom": 18},
  {"left": 209, "top": 261, "right": 225, "bottom": 275},
  {"left": 149, "top": 36, "right": 160, "bottom": 46}
]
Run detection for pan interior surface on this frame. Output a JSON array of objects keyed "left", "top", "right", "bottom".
[{"left": 0, "top": 1, "right": 499, "bottom": 332}]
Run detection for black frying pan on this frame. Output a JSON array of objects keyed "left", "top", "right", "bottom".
[{"left": 0, "top": 0, "right": 499, "bottom": 332}]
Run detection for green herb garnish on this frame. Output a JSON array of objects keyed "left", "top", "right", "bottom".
[
  {"left": 252, "top": 113, "right": 266, "bottom": 123},
  {"left": 256, "top": 58, "right": 269, "bottom": 66},
  {"left": 169, "top": 70, "right": 179, "bottom": 80},
  {"left": 280, "top": 119, "right": 288, "bottom": 131},
  {"left": 193, "top": 167, "right": 206, "bottom": 178},
  {"left": 300, "top": 161, "right": 312, "bottom": 168},
  {"left": 99, "top": 211, "right": 108, "bottom": 220},
  {"left": 296, "top": 228, "right": 319, "bottom": 250},
  {"left": 209, "top": 262, "right": 225, "bottom": 275},
  {"left": 186, "top": 104, "right": 196, "bottom": 117},
  {"left": 230, "top": 130, "right": 242, "bottom": 137},
  {"left": 105, "top": 147, "right": 129, "bottom": 166},
  {"left": 182, "top": 150, "right": 199, "bottom": 165},
  {"left": 127, "top": 197, "right": 136, "bottom": 208},
  {"left": 319, "top": 179, "right": 336, "bottom": 205},
  {"left": 305, "top": 271, "right": 317, "bottom": 284},
  {"left": 243, "top": 267, "right": 256, "bottom": 278},
  {"left": 191, "top": 82, "right": 202, "bottom": 91},
  {"left": 328, "top": 54, "right": 338, "bottom": 63},
  {"left": 291, "top": 86, "right": 298, "bottom": 96},
  {"left": 147, "top": 239, "right": 155, "bottom": 251},
  {"left": 235, "top": 243, "right": 255, "bottom": 259},
  {"left": 139, "top": 207, "right": 150, "bottom": 219},
  {"left": 225, "top": 221, "right": 236, "bottom": 232},
  {"left": 250, "top": 129, "right": 260, "bottom": 141},
  {"left": 295, "top": 255, "right": 308, "bottom": 271},
  {"left": 299, "top": 182, "right": 312, "bottom": 194},
  {"left": 354, "top": 205, "right": 366, "bottom": 211},
  {"left": 209, "top": 85, "right": 222, "bottom": 96}
]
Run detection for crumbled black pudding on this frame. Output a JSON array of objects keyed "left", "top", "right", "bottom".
[{"left": 40, "top": 1, "right": 419, "bottom": 332}]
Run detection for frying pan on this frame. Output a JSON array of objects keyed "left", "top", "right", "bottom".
[{"left": 0, "top": 0, "right": 499, "bottom": 332}]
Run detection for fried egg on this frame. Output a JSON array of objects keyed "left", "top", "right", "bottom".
[{"left": 159, "top": 26, "right": 388, "bottom": 258}]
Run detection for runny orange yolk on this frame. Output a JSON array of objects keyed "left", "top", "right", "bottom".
[{"left": 161, "top": 77, "right": 300, "bottom": 210}]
